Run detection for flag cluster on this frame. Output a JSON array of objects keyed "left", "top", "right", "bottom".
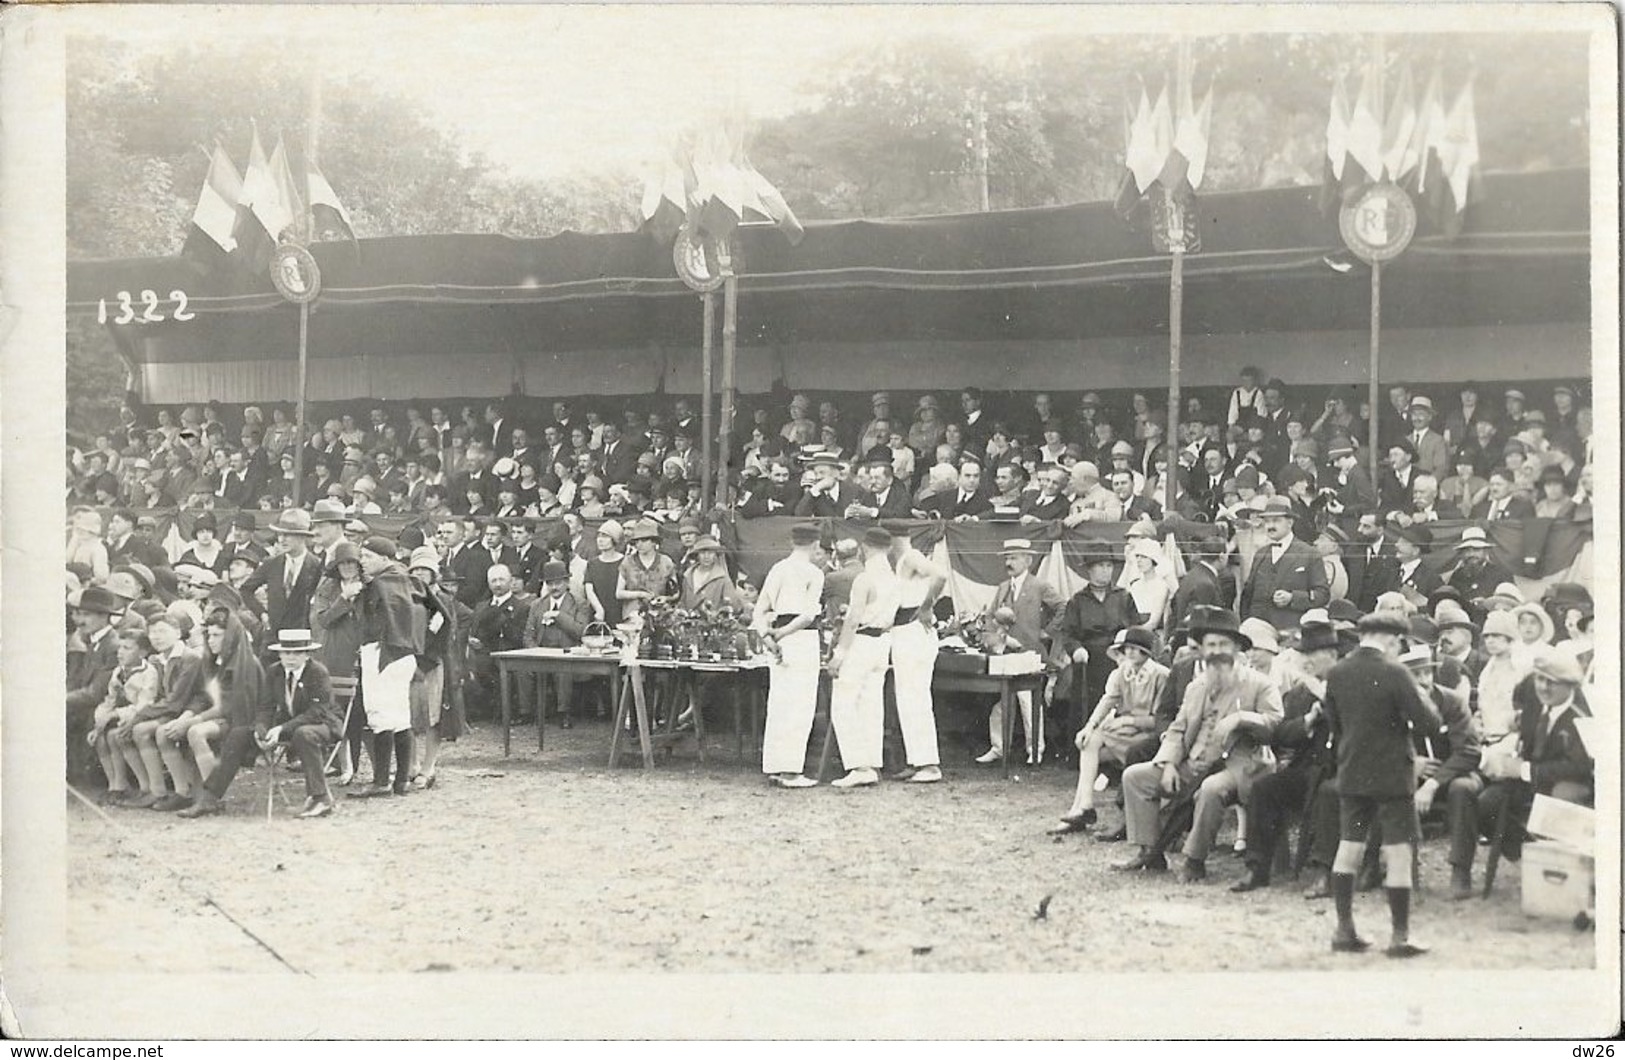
[
  {"left": 1113, "top": 76, "right": 1214, "bottom": 221},
  {"left": 186, "top": 127, "right": 357, "bottom": 273},
  {"left": 1324, "top": 61, "right": 1481, "bottom": 234},
  {"left": 640, "top": 120, "right": 804, "bottom": 247}
]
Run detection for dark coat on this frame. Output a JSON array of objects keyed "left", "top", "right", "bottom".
[
  {"left": 469, "top": 591, "right": 533, "bottom": 655},
  {"left": 67, "top": 626, "right": 121, "bottom": 708},
  {"left": 1018, "top": 492, "right": 1070, "bottom": 521},
  {"left": 856, "top": 484, "right": 915, "bottom": 519},
  {"left": 737, "top": 481, "right": 799, "bottom": 519},
  {"left": 1240, "top": 537, "right": 1330, "bottom": 629},
  {"left": 453, "top": 544, "right": 520, "bottom": 608},
  {"left": 1345, "top": 539, "right": 1399, "bottom": 613},
  {"left": 793, "top": 480, "right": 865, "bottom": 519},
  {"left": 1170, "top": 560, "right": 1227, "bottom": 632},
  {"left": 1470, "top": 495, "right": 1537, "bottom": 521},
  {"left": 522, "top": 588, "right": 590, "bottom": 650},
  {"left": 922, "top": 485, "right": 994, "bottom": 519},
  {"left": 1272, "top": 682, "right": 1334, "bottom": 774},
  {"left": 1516, "top": 682, "right": 1593, "bottom": 801},
  {"left": 359, "top": 563, "right": 420, "bottom": 668},
  {"left": 242, "top": 550, "right": 324, "bottom": 637},
  {"left": 1412, "top": 683, "right": 1480, "bottom": 790},
  {"left": 1324, "top": 645, "right": 1442, "bottom": 799},
  {"left": 598, "top": 439, "right": 641, "bottom": 486},
  {"left": 259, "top": 658, "right": 342, "bottom": 739}
]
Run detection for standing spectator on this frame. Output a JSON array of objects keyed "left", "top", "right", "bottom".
[
  {"left": 1050, "top": 547, "right": 1145, "bottom": 761},
  {"left": 240, "top": 509, "right": 323, "bottom": 641},
  {"left": 1227, "top": 366, "right": 1268, "bottom": 428},
  {"left": 907, "top": 396, "right": 946, "bottom": 458},
  {"left": 1404, "top": 396, "right": 1451, "bottom": 480},
  {"left": 1442, "top": 382, "right": 1489, "bottom": 450},
  {"left": 1241, "top": 498, "right": 1330, "bottom": 630},
  {"left": 68, "top": 509, "right": 111, "bottom": 583}
]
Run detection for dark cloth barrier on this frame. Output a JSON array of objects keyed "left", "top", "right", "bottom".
[{"left": 86, "top": 509, "right": 1591, "bottom": 596}]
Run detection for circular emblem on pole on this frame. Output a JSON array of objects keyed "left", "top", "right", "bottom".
[
  {"left": 271, "top": 242, "right": 322, "bottom": 304},
  {"left": 673, "top": 228, "right": 724, "bottom": 293},
  {"left": 1340, "top": 183, "right": 1417, "bottom": 264}
]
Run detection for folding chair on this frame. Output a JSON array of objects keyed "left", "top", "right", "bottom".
[{"left": 322, "top": 677, "right": 359, "bottom": 773}]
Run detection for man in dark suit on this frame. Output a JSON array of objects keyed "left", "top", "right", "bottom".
[
  {"left": 1189, "top": 447, "right": 1230, "bottom": 516},
  {"left": 540, "top": 424, "right": 573, "bottom": 474},
  {"left": 738, "top": 461, "right": 801, "bottom": 519},
  {"left": 598, "top": 422, "right": 640, "bottom": 486},
  {"left": 484, "top": 402, "right": 510, "bottom": 457},
  {"left": 847, "top": 452, "right": 913, "bottom": 520},
  {"left": 1398, "top": 648, "right": 1483, "bottom": 901},
  {"left": 1322, "top": 612, "right": 1442, "bottom": 958},
  {"left": 1170, "top": 535, "right": 1230, "bottom": 632},
  {"left": 1017, "top": 464, "right": 1070, "bottom": 523},
  {"left": 1327, "top": 441, "right": 1378, "bottom": 526},
  {"left": 1470, "top": 468, "right": 1536, "bottom": 521},
  {"left": 241, "top": 509, "right": 325, "bottom": 643},
  {"left": 454, "top": 443, "right": 501, "bottom": 511},
  {"left": 794, "top": 452, "right": 864, "bottom": 518},
  {"left": 1390, "top": 523, "right": 1443, "bottom": 607},
  {"left": 1344, "top": 511, "right": 1397, "bottom": 613},
  {"left": 1110, "top": 470, "right": 1161, "bottom": 523},
  {"left": 1241, "top": 498, "right": 1330, "bottom": 630},
  {"left": 1445, "top": 527, "right": 1519, "bottom": 621},
  {"left": 920, "top": 458, "right": 994, "bottom": 520},
  {"left": 467, "top": 563, "right": 533, "bottom": 720},
  {"left": 184, "top": 629, "right": 341, "bottom": 819},
  {"left": 454, "top": 519, "right": 520, "bottom": 608},
  {"left": 1464, "top": 646, "right": 1593, "bottom": 895},
  {"left": 957, "top": 387, "right": 993, "bottom": 456},
  {"left": 104, "top": 509, "right": 168, "bottom": 570},
  {"left": 521, "top": 560, "right": 591, "bottom": 727},
  {"left": 67, "top": 586, "right": 125, "bottom": 783}
]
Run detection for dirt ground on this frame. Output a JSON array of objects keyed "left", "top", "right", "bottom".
[{"left": 68, "top": 704, "right": 1595, "bottom": 976}]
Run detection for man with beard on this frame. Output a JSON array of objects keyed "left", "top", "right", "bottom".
[
  {"left": 1322, "top": 612, "right": 1441, "bottom": 957},
  {"left": 1114, "top": 608, "right": 1282, "bottom": 880},
  {"left": 1445, "top": 528, "right": 1518, "bottom": 622},
  {"left": 1231, "top": 621, "right": 1341, "bottom": 892}
]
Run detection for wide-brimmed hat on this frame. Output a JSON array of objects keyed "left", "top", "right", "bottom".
[
  {"left": 1394, "top": 523, "right": 1433, "bottom": 550},
  {"left": 1238, "top": 618, "right": 1279, "bottom": 654},
  {"left": 1108, "top": 626, "right": 1157, "bottom": 658},
  {"left": 270, "top": 508, "right": 314, "bottom": 536},
  {"left": 627, "top": 519, "right": 661, "bottom": 543},
  {"left": 1326, "top": 599, "right": 1363, "bottom": 627},
  {"left": 270, "top": 629, "right": 322, "bottom": 653},
  {"left": 805, "top": 450, "right": 842, "bottom": 470},
  {"left": 1485, "top": 582, "right": 1524, "bottom": 609},
  {"left": 74, "top": 585, "right": 125, "bottom": 615},
  {"left": 1298, "top": 622, "right": 1340, "bottom": 654},
  {"left": 1187, "top": 606, "right": 1251, "bottom": 651},
  {"left": 1256, "top": 497, "right": 1295, "bottom": 521},
  {"left": 1531, "top": 646, "right": 1584, "bottom": 685},
  {"left": 1435, "top": 602, "right": 1476, "bottom": 632},
  {"left": 1453, "top": 527, "right": 1494, "bottom": 551},
  {"left": 690, "top": 535, "right": 725, "bottom": 554},
  {"left": 1536, "top": 464, "right": 1570, "bottom": 487},
  {"left": 1000, "top": 538, "right": 1039, "bottom": 556},
  {"left": 311, "top": 498, "right": 348, "bottom": 523},
  {"left": 104, "top": 573, "right": 144, "bottom": 603},
  {"left": 1407, "top": 615, "right": 1440, "bottom": 646},
  {"left": 1356, "top": 612, "right": 1410, "bottom": 637}
]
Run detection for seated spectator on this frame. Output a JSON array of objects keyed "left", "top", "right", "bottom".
[
  {"left": 1063, "top": 461, "right": 1121, "bottom": 525},
  {"left": 66, "top": 586, "right": 125, "bottom": 783},
  {"left": 920, "top": 457, "right": 992, "bottom": 521},
  {"left": 89, "top": 627, "right": 163, "bottom": 804},
  {"left": 1471, "top": 467, "right": 1535, "bottom": 522},
  {"left": 1533, "top": 465, "right": 1577, "bottom": 519},
  {"left": 988, "top": 460, "right": 1028, "bottom": 513},
  {"left": 1050, "top": 627, "right": 1169, "bottom": 837},
  {"left": 1467, "top": 645, "right": 1593, "bottom": 886},
  {"left": 1018, "top": 464, "right": 1070, "bottom": 523}
]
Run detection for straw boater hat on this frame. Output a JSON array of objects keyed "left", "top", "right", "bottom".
[
  {"left": 1485, "top": 582, "right": 1524, "bottom": 610},
  {"left": 1398, "top": 644, "right": 1436, "bottom": 670},
  {"left": 270, "top": 629, "right": 322, "bottom": 653},
  {"left": 1000, "top": 538, "right": 1040, "bottom": 556},
  {"left": 1453, "top": 526, "right": 1494, "bottom": 551}
]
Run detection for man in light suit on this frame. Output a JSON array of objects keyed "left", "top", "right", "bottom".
[
  {"left": 977, "top": 539, "right": 1064, "bottom": 764},
  {"left": 1240, "top": 497, "right": 1329, "bottom": 630},
  {"left": 240, "top": 508, "right": 325, "bottom": 643},
  {"left": 1404, "top": 395, "right": 1452, "bottom": 482},
  {"left": 1114, "top": 607, "right": 1284, "bottom": 880}
]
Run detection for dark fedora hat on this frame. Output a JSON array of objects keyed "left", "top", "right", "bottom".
[
  {"left": 1186, "top": 605, "right": 1252, "bottom": 651},
  {"left": 1298, "top": 622, "right": 1339, "bottom": 654}
]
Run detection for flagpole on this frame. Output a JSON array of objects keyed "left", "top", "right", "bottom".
[
  {"left": 1164, "top": 37, "right": 1190, "bottom": 520},
  {"left": 1367, "top": 35, "right": 1386, "bottom": 487},
  {"left": 700, "top": 290, "right": 715, "bottom": 512},
  {"left": 718, "top": 241, "right": 738, "bottom": 509},
  {"left": 291, "top": 66, "right": 325, "bottom": 508}
]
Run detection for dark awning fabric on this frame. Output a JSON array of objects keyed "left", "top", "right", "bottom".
[{"left": 68, "top": 169, "right": 1589, "bottom": 370}]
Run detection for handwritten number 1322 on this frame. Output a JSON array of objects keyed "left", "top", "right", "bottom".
[{"left": 97, "top": 290, "right": 193, "bottom": 324}]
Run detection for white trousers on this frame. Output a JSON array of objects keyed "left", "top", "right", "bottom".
[
  {"left": 359, "top": 643, "right": 415, "bottom": 734},
  {"left": 761, "top": 629, "right": 821, "bottom": 775},
  {"left": 889, "top": 622, "right": 940, "bottom": 767},
  {"left": 831, "top": 632, "right": 890, "bottom": 772},
  {"left": 988, "top": 690, "right": 1044, "bottom": 758}
]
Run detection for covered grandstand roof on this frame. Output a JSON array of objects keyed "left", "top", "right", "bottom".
[{"left": 67, "top": 169, "right": 1591, "bottom": 402}]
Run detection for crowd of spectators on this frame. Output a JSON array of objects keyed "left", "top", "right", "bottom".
[{"left": 67, "top": 371, "right": 1593, "bottom": 543}]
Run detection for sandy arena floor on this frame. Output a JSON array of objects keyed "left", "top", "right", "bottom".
[{"left": 68, "top": 706, "right": 1595, "bottom": 975}]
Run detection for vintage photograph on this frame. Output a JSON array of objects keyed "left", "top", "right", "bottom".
[{"left": 4, "top": 0, "right": 1618, "bottom": 1040}]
